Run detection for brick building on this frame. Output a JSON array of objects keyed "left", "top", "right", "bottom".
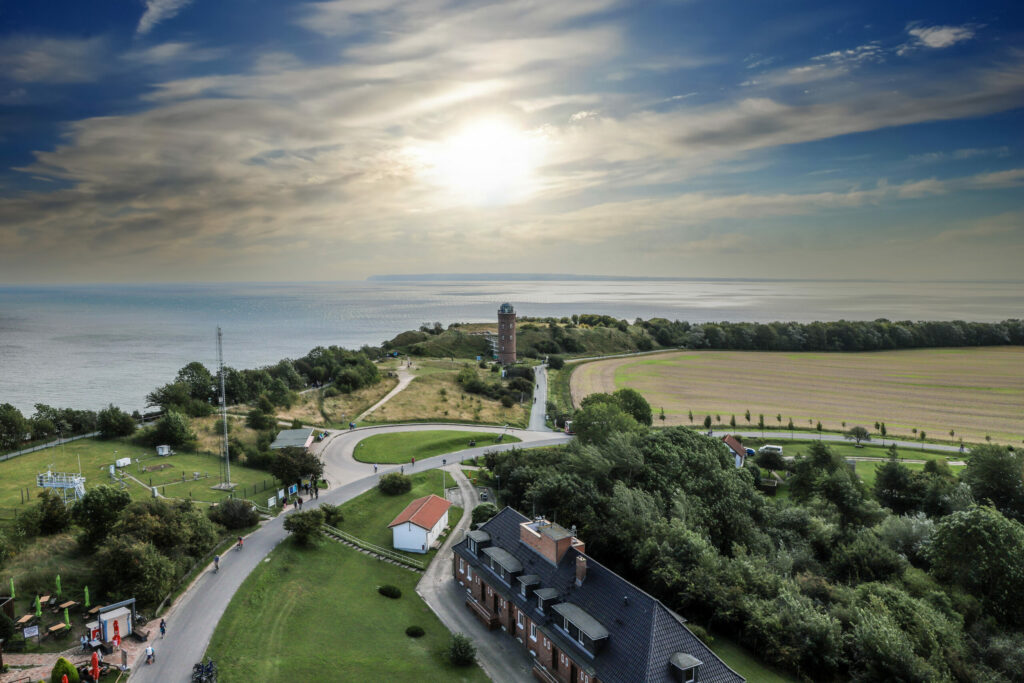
[
  {"left": 452, "top": 508, "right": 744, "bottom": 683},
  {"left": 497, "top": 302, "right": 517, "bottom": 365}
]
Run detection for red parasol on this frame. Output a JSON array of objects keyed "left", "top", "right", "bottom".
[
  {"left": 112, "top": 619, "right": 121, "bottom": 648},
  {"left": 62, "top": 676, "right": 68, "bottom": 683},
  {"left": 91, "top": 650, "right": 100, "bottom": 680}
]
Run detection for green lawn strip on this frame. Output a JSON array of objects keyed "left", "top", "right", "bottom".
[
  {"left": 0, "top": 438, "right": 280, "bottom": 514},
  {"left": 740, "top": 438, "right": 959, "bottom": 463},
  {"left": 352, "top": 430, "right": 520, "bottom": 464},
  {"left": 547, "top": 364, "right": 578, "bottom": 412},
  {"left": 708, "top": 635, "right": 799, "bottom": 682},
  {"left": 332, "top": 470, "right": 460, "bottom": 566},
  {"left": 205, "top": 540, "right": 487, "bottom": 683},
  {"left": 854, "top": 461, "right": 965, "bottom": 489}
]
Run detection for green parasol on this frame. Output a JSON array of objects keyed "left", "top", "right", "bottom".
[
  {"left": 84, "top": 586, "right": 90, "bottom": 608},
  {"left": 55, "top": 574, "right": 62, "bottom": 597},
  {"left": 64, "top": 607, "right": 70, "bottom": 627},
  {"left": 34, "top": 594, "right": 41, "bottom": 617},
  {"left": 9, "top": 576, "right": 13, "bottom": 599}
]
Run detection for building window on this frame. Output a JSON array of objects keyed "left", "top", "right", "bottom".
[
  {"left": 468, "top": 538, "right": 477, "bottom": 555},
  {"left": 537, "top": 595, "right": 544, "bottom": 612},
  {"left": 459, "top": 558, "right": 464, "bottom": 573},
  {"left": 466, "top": 566, "right": 473, "bottom": 581},
  {"left": 682, "top": 668, "right": 696, "bottom": 683},
  {"left": 517, "top": 611, "right": 524, "bottom": 629},
  {"left": 530, "top": 624, "right": 537, "bottom": 641}
]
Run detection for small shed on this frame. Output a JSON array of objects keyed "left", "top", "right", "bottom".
[
  {"left": 721, "top": 435, "right": 746, "bottom": 468},
  {"left": 270, "top": 429, "right": 314, "bottom": 451},
  {"left": 388, "top": 494, "right": 452, "bottom": 554},
  {"left": 156, "top": 445, "right": 172, "bottom": 457}
]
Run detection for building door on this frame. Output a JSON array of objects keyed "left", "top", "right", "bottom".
[
  {"left": 551, "top": 646, "right": 559, "bottom": 671},
  {"left": 570, "top": 663, "right": 578, "bottom": 682}
]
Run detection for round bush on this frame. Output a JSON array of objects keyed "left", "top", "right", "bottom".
[
  {"left": 448, "top": 633, "right": 477, "bottom": 666},
  {"left": 51, "top": 657, "right": 80, "bottom": 683},
  {"left": 377, "top": 473, "right": 412, "bottom": 496},
  {"left": 405, "top": 625, "right": 425, "bottom": 638},
  {"left": 378, "top": 584, "right": 402, "bottom": 599}
]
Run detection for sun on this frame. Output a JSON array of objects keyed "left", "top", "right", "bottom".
[{"left": 420, "top": 119, "right": 544, "bottom": 205}]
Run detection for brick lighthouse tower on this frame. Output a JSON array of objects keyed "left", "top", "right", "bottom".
[{"left": 497, "top": 303, "right": 517, "bottom": 364}]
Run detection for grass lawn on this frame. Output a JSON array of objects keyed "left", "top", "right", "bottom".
[
  {"left": 331, "top": 470, "right": 462, "bottom": 565},
  {"left": 708, "top": 636, "right": 798, "bottom": 683},
  {"left": 362, "top": 360, "right": 528, "bottom": 427},
  {"left": 205, "top": 539, "right": 487, "bottom": 683},
  {"left": 0, "top": 438, "right": 281, "bottom": 521},
  {"left": 854, "top": 460, "right": 965, "bottom": 489},
  {"left": 572, "top": 347, "right": 1024, "bottom": 444},
  {"left": 353, "top": 430, "right": 520, "bottom": 464},
  {"left": 741, "top": 438, "right": 959, "bottom": 463}
]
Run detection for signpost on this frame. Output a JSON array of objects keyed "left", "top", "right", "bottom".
[{"left": 267, "top": 496, "right": 276, "bottom": 508}]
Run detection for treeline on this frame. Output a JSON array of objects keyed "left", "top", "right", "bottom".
[
  {"left": 456, "top": 364, "right": 534, "bottom": 408},
  {"left": 484, "top": 394, "right": 1024, "bottom": 681},
  {"left": 0, "top": 403, "right": 137, "bottom": 452},
  {"left": 146, "top": 345, "right": 381, "bottom": 416}
]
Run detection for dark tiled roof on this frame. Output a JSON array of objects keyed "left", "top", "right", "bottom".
[{"left": 453, "top": 507, "right": 744, "bottom": 683}]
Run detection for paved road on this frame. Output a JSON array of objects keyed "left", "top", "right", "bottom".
[
  {"left": 707, "top": 429, "right": 970, "bottom": 455},
  {"left": 528, "top": 364, "right": 552, "bottom": 432},
  {"left": 417, "top": 467, "right": 534, "bottom": 683},
  {"left": 129, "top": 423, "right": 569, "bottom": 682}
]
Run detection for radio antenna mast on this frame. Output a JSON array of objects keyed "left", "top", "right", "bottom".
[{"left": 218, "top": 326, "right": 231, "bottom": 486}]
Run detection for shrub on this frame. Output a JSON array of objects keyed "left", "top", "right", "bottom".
[
  {"left": 208, "top": 498, "right": 259, "bottom": 530},
  {"left": 97, "top": 404, "right": 137, "bottom": 438},
  {"left": 0, "top": 612, "right": 15, "bottom": 642},
  {"left": 378, "top": 473, "right": 412, "bottom": 495},
  {"left": 51, "top": 657, "right": 80, "bottom": 683},
  {"left": 548, "top": 355, "right": 565, "bottom": 370},
  {"left": 500, "top": 395, "right": 514, "bottom": 408},
  {"left": 38, "top": 490, "right": 72, "bottom": 535},
  {"left": 448, "top": 633, "right": 476, "bottom": 666},
  {"left": 405, "top": 625, "right": 425, "bottom": 638},
  {"left": 319, "top": 503, "right": 344, "bottom": 527},
  {"left": 282, "top": 509, "right": 325, "bottom": 547},
  {"left": 687, "top": 623, "right": 713, "bottom": 646},
  {"left": 378, "top": 584, "right": 402, "bottom": 599},
  {"left": 472, "top": 503, "right": 498, "bottom": 526}
]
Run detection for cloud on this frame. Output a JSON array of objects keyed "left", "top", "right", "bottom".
[
  {"left": 0, "top": 36, "right": 106, "bottom": 83},
  {"left": 137, "top": 0, "right": 196, "bottom": 36},
  {"left": 909, "top": 146, "right": 1011, "bottom": 163},
  {"left": 933, "top": 211, "right": 1024, "bottom": 243},
  {"left": 124, "top": 42, "right": 226, "bottom": 65},
  {"left": 907, "top": 23, "right": 977, "bottom": 49}
]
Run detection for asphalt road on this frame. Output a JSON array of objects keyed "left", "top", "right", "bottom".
[
  {"left": 528, "top": 364, "right": 552, "bottom": 432},
  {"left": 128, "top": 423, "right": 569, "bottom": 682},
  {"left": 707, "top": 429, "right": 971, "bottom": 455}
]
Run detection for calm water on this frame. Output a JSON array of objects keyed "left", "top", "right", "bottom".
[{"left": 0, "top": 279, "right": 1021, "bottom": 414}]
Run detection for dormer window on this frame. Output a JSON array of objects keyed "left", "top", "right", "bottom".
[
  {"left": 468, "top": 538, "right": 477, "bottom": 555},
  {"left": 467, "top": 529, "right": 490, "bottom": 557},
  {"left": 670, "top": 653, "right": 702, "bottom": 683},
  {"left": 482, "top": 546, "right": 522, "bottom": 585},
  {"left": 535, "top": 587, "right": 558, "bottom": 614},
  {"left": 552, "top": 602, "right": 609, "bottom": 656}
]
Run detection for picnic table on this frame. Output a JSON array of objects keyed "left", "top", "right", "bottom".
[
  {"left": 16, "top": 614, "right": 36, "bottom": 626},
  {"left": 48, "top": 622, "right": 69, "bottom": 635},
  {"left": 59, "top": 600, "right": 78, "bottom": 610},
  {"left": 87, "top": 605, "right": 103, "bottom": 616},
  {"left": 39, "top": 594, "right": 51, "bottom": 604}
]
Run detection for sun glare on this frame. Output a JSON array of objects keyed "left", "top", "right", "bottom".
[{"left": 421, "top": 119, "right": 543, "bottom": 205}]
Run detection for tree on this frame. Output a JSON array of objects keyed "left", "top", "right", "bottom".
[
  {"left": 548, "top": 355, "right": 565, "bottom": 370},
  {"left": 659, "top": 407, "right": 666, "bottom": 423},
  {"left": 283, "top": 509, "right": 325, "bottom": 546},
  {"left": 269, "top": 448, "right": 324, "bottom": 490},
  {"left": 38, "top": 490, "right": 71, "bottom": 535},
  {"left": 448, "top": 633, "right": 477, "bottom": 666},
  {"left": 73, "top": 485, "right": 131, "bottom": 547},
  {"left": 730, "top": 415, "right": 737, "bottom": 428},
  {"left": 745, "top": 409, "right": 751, "bottom": 423},
  {"left": 756, "top": 449, "right": 786, "bottom": 472},
  {"left": 176, "top": 361, "right": 215, "bottom": 402},
  {"left": 574, "top": 402, "right": 639, "bottom": 445},
  {"left": 928, "top": 505, "right": 1024, "bottom": 627},
  {"left": 816, "top": 421, "right": 823, "bottom": 438},
  {"left": 961, "top": 445, "right": 1024, "bottom": 521},
  {"left": 378, "top": 473, "right": 412, "bottom": 495},
  {"left": 845, "top": 426, "right": 871, "bottom": 446},
  {"left": 153, "top": 411, "right": 196, "bottom": 449},
  {"left": 0, "top": 402, "right": 27, "bottom": 450},
  {"left": 94, "top": 537, "right": 174, "bottom": 606},
  {"left": 879, "top": 422, "right": 887, "bottom": 441},
  {"left": 703, "top": 415, "right": 712, "bottom": 430},
  {"left": 758, "top": 414, "right": 765, "bottom": 435},
  {"left": 97, "top": 404, "right": 136, "bottom": 439},
  {"left": 612, "top": 388, "right": 652, "bottom": 426},
  {"left": 246, "top": 407, "right": 277, "bottom": 430},
  {"left": 207, "top": 498, "right": 259, "bottom": 530},
  {"left": 688, "top": 410, "right": 693, "bottom": 423}
]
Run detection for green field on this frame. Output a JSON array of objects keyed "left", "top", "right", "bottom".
[
  {"left": 853, "top": 460, "right": 965, "bottom": 489},
  {"left": 709, "top": 636, "right": 798, "bottom": 682},
  {"left": 353, "top": 430, "right": 520, "bottom": 464},
  {"left": 572, "top": 347, "right": 1024, "bottom": 444},
  {"left": 0, "top": 437, "right": 280, "bottom": 520},
  {"left": 205, "top": 540, "right": 486, "bottom": 682},
  {"left": 330, "top": 469, "right": 461, "bottom": 565},
  {"left": 742, "top": 438, "right": 960, "bottom": 463}
]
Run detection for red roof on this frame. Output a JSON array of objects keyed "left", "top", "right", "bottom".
[
  {"left": 721, "top": 435, "right": 746, "bottom": 458},
  {"left": 388, "top": 494, "right": 452, "bottom": 530}
]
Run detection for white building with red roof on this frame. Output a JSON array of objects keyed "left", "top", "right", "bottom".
[{"left": 388, "top": 493, "right": 453, "bottom": 554}]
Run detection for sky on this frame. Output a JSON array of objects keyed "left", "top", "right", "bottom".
[{"left": 0, "top": 0, "right": 1022, "bottom": 283}]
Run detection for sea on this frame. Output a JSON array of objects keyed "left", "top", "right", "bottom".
[{"left": 1, "top": 279, "right": 1021, "bottom": 415}]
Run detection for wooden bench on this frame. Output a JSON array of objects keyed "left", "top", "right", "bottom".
[
  {"left": 58, "top": 600, "right": 78, "bottom": 610},
  {"left": 16, "top": 614, "right": 36, "bottom": 626},
  {"left": 47, "top": 622, "right": 69, "bottom": 637}
]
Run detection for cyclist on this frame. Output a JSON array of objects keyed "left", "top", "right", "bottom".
[
  {"left": 237, "top": 536, "right": 244, "bottom": 550},
  {"left": 213, "top": 554, "right": 220, "bottom": 572}
]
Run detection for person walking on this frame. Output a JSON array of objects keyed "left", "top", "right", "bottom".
[
  {"left": 297, "top": 496, "right": 303, "bottom": 510},
  {"left": 411, "top": 456, "right": 415, "bottom": 467},
  {"left": 314, "top": 487, "right": 319, "bottom": 500},
  {"left": 159, "top": 619, "right": 166, "bottom": 639},
  {"left": 214, "top": 554, "right": 220, "bottom": 572},
  {"left": 373, "top": 464, "right": 378, "bottom": 474}
]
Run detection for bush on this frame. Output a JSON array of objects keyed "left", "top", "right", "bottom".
[
  {"left": 688, "top": 623, "right": 713, "bottom": 646},
  {"left": 0, "top": 612, "right": 15, "bottom": 642},
  {"left": 548, "top": 355, "right": 565, "bottom": 370},
  {"left": 319, "top": 503, "right": 344, "bottom": 527},
  {"left": 405, "top": 625, "right": 425, "bottom": 638},
  {"left": 500, "top": 395, "right": 514, "bottom": 408},
  {"left": 472, "top": 503, "right": 499, "bottom": 526},
  {"left": 378, "top": 584, "right": 402, "bottom": 599},
  {"left": 51, "top": 657, "right": 80, "bottom": 683},
  {"left": 153, "top": 411, "right": 197, "bottom": 449},
  {"left": 378, "top": 473, "right": 412, "bottom": 495},
  {"left": 448, "top": 633, "right": 477, "bottom": 666},
  {"left": 283, "top": 509, "right": 325, "bottom": 547},
  {"left": 208, "top": 498, "right": 259, "bottom": 530},
  {"left": 38, "top": 490, "right": 72, "bottom": 535},
  {"left": 97, "top": 404, "right": 137, "bottom": 438}
]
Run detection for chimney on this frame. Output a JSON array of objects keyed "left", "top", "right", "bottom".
[
  {"left": 520, "top": 518, "right": 585, "bottom": 564},
  {"left": 575, "top": 556, "right": 587, "bottom": 586}
]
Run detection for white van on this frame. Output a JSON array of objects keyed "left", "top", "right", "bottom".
[{"left": 758, "top": 445, "right": 784, "bottom": 456}]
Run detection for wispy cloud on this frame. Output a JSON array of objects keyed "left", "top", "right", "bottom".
[
  {"left": 0, "top": 36, "right": 106, "bottom": 83},
  {"left": 124, "top": 41, "right": 226, "bottom": 65},
  {"left": 137, "top": 0, "right": 197, "bottom": 36},
  {"left": 907, "top": 23, "right": 977, "bottom": 49}
]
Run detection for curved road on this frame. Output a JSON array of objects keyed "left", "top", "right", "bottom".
[
  {"left": 130, "top": 419, "right": 568, "bottom": 682},
  {"left": 706, "top": 429, "right": 971, "bottom": 455}
]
